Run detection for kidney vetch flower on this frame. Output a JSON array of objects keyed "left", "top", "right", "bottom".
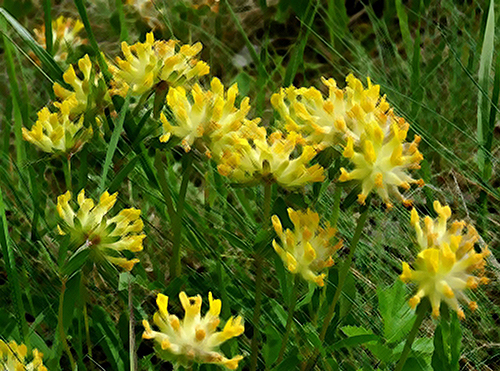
[
  {"left": 400, "top": 201, "right": 490, "bottom": 319},
  {"left": 0, "top": 339, "right": 47, "bottom": 371},
  {"left": 272, "top": 208, "right": 342, "bottom": 286},
  {"left": 142, "top": 291, "right": 244, "bottom": 369},
  {"left": 57, "top": 190, "right": 145, "bottom": 271}
]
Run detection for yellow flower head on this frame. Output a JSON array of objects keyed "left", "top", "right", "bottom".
[
  {"left": 53, "top": 55, "right": 107, "bottom": 115},
  {"left": 217, "top": 124, "right": 324, "bottom": 188},
  {"left": 338, "top": 112, "right": 423, "bottom": 207},
  {"left": 272, "top": 208, "right": 342, "bottom": 286},
  {"left": 159, "top": 78, "right": 253, "bottom": 156},
  {"left": 57, "top": 190, "right": 145, "bottom": 271},
  {"left": 0, "top": 339, "right": 47, "bottom": 371},
  {"left": 110, "top": 32, "right": 209, "bottom": 96},
  {"left": 400, "top": 201, "right": 490, "bottom": 319},
  {"left": 22, "top": 96, "right": 93, "bottom": 155},
  {"left": 34, "top": 15, "right": 87, "bottom": 63},
  {"left": 271, "top": 74, "right": 389, "bottom": 148},
  {"left": 142, "top": 292, "right": 244, "bottom": 369}
]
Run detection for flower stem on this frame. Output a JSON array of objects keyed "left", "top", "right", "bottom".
[
  {"left": 276, "top": 275, "right": 300, "bottom": 364},
  {"left": 129, "top": 272, "right": 137, "bottom": 371},
  {"left": 64, "top": 155, "right": 72, "bottom": 191},
  {"left": 170, "top": 153, "right": 193, "bottom": 279},
  {"left": 154, "top": 150, "right": 193, "bottom": 279},
  {"left": 250, "top": 182, "right": 273, "bottom": 371},
  {"left": 304, "top": 196, "right": 371, "bottom": 371},
  {"left": 394, "top": 298, "right": 430, "bottom": 371},
  {"left": 58, "top": 278, "right": 76, "bottom": 370}
]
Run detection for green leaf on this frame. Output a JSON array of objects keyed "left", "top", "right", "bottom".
[
  {"left": 378, "top": 280, "right": 415, "bottom": 344},
  {"left": 476, "top": 0, "right": 495, "bottom": 179},
  {"left": 431, "top": 324, "right": 450, "bottom": 371},
  {"left": 62, "top": 272, "right": 82, "bottom": 332},
  {"left": 0, "top": 7, "right": 65, "bottom": 84}
]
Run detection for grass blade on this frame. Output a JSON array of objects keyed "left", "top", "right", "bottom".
[
  {"left": 0, "top": 7, "right": 64, "bottom": 83},
  {"left": 476, "top": 0, "right": 495, "bottom": 180},
  {"left": 0, "top": 187, "right": 29, "bottom": 341},
  {"left": 42, "top": 0, "right": 52, "bottom": 55},
  {"left": 99, "top": 96, "right": 130, "bottom": 194}
]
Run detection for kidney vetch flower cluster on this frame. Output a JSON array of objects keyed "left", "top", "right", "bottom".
[
  {"left": 0, "top": 339, "right": 47, "bottom": 371},
  {"left": 272, "top": 208, "right": 342, "bottom": 286},
  {"left": 400, "top": 201, "right": 490, "bottom": 319},
  {"left": 57, "top": 190, "right": 145, "bottom": 271},
  {"left": 142, "top": 292, "right": 244, "bottom": 369}
]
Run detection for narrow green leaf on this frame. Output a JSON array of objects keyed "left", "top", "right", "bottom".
[
  {"left": 0, "top": 7, "right": 64, "bottom": 83},
  {"left": 108, "top": 155, "right": 140, "bottom": 193},
  {"left": 0, "top": 187, "right": 28, "bottom": 341},
  {"left": 395, "top": 0, "right": 412, "bottom": 58},
  {"left": 99, "top": 95, "right": 130, "bottom": 194},
  {"left": 431, "top": 324, "right": 449, "bottom": 371},
  {"left": 477, "top": 0, "right": 495, "bottom": 178},
  {"left": 42, "top": 0, "right": 52, "bottom": 55}
]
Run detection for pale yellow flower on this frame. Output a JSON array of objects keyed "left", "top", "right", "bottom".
[
  {"left": 22, "top": 96, "right": 92, "bottom": 154},
  {"left": 217, "top": 124, "right": 324, "bottom": 188},
  {"left": 400, "top": 201, "right": 490, "bottom": 319},
  {"left": 53, "top": 54, "right": 107, "bottom": 115},
  {"left": 142, "top": 292, "right": 244, "bottom": 369},
  {"left": 159, "top": 78, "right": 253, "bottom": 156},
  {"left": 0, "top": 339, "right": 47, "bottom": 371},
  {"left": 34, "top": 15, "right": 87, "bottom": 63},
  {"left": 271, "top": 74, "right": 389, "bottom": 148},
  {"left": 338, "top": 114, "right": 423, "bottom": 207},
  {"left": 57, "top": 190, "right": 145, "bottom": 271},
  {"left": 272, "top": 208, "right": 342, "bottom": 286},
  {"left": 110, "top": 32, "right": 209, "bottom": 97}
]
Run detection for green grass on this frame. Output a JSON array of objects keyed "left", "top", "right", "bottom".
[{"left": 0, "top": 0, "right": 499, "bottom": 370}]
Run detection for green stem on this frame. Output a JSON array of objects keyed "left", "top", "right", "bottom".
[
  {"left": 250, "top": 255, "right": 264, "bottom": 371},
  {"left": 276, "top": 275, "right": 300, "bottom": 364},
  {"left": 129, "top": 273, "right": 136, "bottom": 371},
  {"left": 80, "top": 274, "right": 92, "bottom": 360},
  {"left": 394, "top": 299, "right": 430, "bottom": 371},
  {"left": 170, "top": 154, "right": 193, "bottom": 279},
  {"left": 304, "top": 196, "right": 371, "bottom": 371},
  {"left": 58, "top": 278, "right": 76, "bottom": 370},
  {"left": 250, "top": 182, "right": 273, "bottom": 371},
  {"left": 115, "top": 0, "right": 128, "bottom": 42},
  {"left": 64, "top": 155, "right": 72, "bottom": 191}
]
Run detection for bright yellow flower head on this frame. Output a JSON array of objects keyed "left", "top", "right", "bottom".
[
  {"left": 338, "top": 113, "right": 423, "bottom": 207},
  {"left": 159, "top": 78, "right": 253, "bottom": 156},
  {"left": 110, "top": 32, "right": 209, "bottom": 96},
  {"left": 400, "top": 201, "right": 490, "bottom": 319},
  {"left": 142, "top": 292, "right": 244, "bottom": 369},
  {"left": 271, "top": 74, "right": 390, "bottom": 148},
  {"left": 0, "top": 339, "right": 47, "bottom": 371},
  {"left": 217, "top": 123, "right": 324, "bottom": 188},
  {"left": 53, "top": 55, "right": 107, "bottom": 115},
  {"left": 272, "top": 209, "right": 342, "bottom": 286},
  {"left": 22, "top": 96, "right": 92, "bottom": 155},
  {"left": 57, "top": 190, "right": 145, "bottom": 271},
  {"left": 34, "top": 15, "right": 87, "bottom": 63}
]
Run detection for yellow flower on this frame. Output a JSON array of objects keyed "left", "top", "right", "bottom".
[
  {"left": 272, "top": 208, "right": 342, "bottom": 286},
  {"left": 22, "top": 96, "right": 93, "bottom": 155},
  {"left": 271, "top": 74, "right": 389, "bottom": 148},
  {"left": 142, "top": 292, "right": 244, "bottom": 369},
  {"left": 0, "top": 339, "right": 47, "bottom": 371},
  {"left": 53, "top": 55, "right": 107, "bottom": 115},
  {"left": 217, "top": 123, "right": 324, "bottom": 188},
  {"left": 110, "top": 32, "right": 209, "bottom": 97},
  {"left": 57, "top": 190, "right": 145, "bottom": 271},
  {"left": 34, "top": 16, "right": 87, "bottom": 63},
  {"left": 159, "top": 78, "right": 253, "bottom": 156},
  {"left": 338, "top": 113, "right": 423, "bottom": 207},
  {"left": 400, "top": 201, "right": 490, "bottom": 319}
]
